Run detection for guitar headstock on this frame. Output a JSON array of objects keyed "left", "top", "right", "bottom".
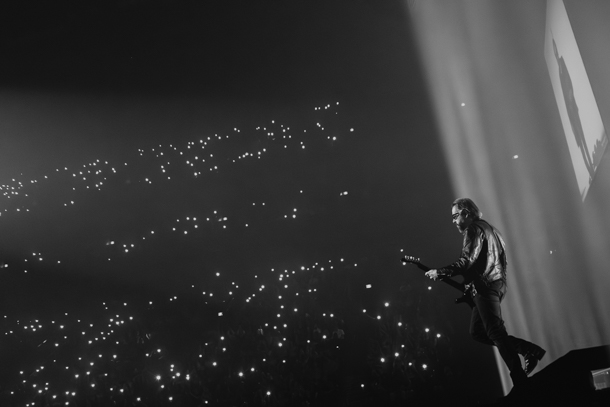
[{"left": 401, "top": 255, "right": 421, "bottom": 265}]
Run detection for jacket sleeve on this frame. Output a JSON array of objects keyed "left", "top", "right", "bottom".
[{"left": 438, "top": 225, "right": 483, "bottom": 277}]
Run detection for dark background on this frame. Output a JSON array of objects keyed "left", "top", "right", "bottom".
[{"left": 0, "top": 0, "right": 502, "bottom": 404}]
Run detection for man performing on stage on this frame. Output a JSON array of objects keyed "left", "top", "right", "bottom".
[{"left": 424, "top": 198, "right": 545, "bottom": 388}]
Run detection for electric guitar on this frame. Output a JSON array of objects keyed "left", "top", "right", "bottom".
[{"left": 401, "top": 255, "right": 475, "bottom": 308}]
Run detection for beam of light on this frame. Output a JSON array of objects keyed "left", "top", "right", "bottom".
[
  {"left": 408, "top": 0, "right": 610, "bottom": 395},
  {"left": 545, "top": 0, "right": 608, "bottom": 201}
]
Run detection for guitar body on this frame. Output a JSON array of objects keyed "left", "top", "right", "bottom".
[{"left": 401, "top": 255, "right": 475, "bottom": 309}]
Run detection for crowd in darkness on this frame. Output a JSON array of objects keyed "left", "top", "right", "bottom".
[
  {"left": 0, "top": 257, "right": 459, "bottom": 407},
  {"left": 1, "top": 103, "right": 465, "bottom": 406}
]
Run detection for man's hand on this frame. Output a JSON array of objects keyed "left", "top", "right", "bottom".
[{"left": 425, "top": 269, "right": 440, "bottom": 281}]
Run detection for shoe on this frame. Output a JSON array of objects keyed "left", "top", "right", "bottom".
[{"left": 524, "top": 345, "right": 546, "bottom": 375}]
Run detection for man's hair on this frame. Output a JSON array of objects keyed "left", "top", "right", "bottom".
[{"left": 452, "top": 198, "right": 482, "bottom": 219}]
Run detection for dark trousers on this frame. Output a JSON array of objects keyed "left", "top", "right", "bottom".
[{"left": 470, "top": 279, "right": 528, "bottom": 386}]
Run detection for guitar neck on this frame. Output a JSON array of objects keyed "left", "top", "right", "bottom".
[
  {"left": 401, "top": 255, "right": 474, "bottom": 308},
  {"left": 409, "top": 260, "right": 465, "bottom": 292},
  {"left": 412, "top": 262, "right": 430, "bottom": 272}
]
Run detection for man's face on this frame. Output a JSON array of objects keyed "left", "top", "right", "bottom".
[{"left": 451, "top": 205, "right": 472, "bottom": 233}]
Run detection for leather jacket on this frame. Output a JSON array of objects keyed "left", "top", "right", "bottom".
[{"left": 439, "top": 219, "right": 507, "bottom": 285}]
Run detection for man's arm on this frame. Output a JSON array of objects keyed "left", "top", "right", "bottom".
[{"left": 437, "top": 226, "right": 482, "bottom": 278}]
